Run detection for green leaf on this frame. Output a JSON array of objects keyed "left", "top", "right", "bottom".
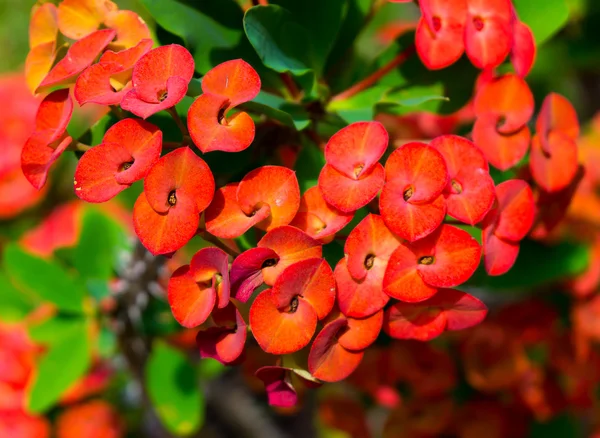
[
  {"left": 27, "top": 321, "right": 91, "bottom": 413},
  {"left": 294, "top": 138, "right": 325, "bottom": 193},
  {"left": 146, "top": 341, "right": 204, "bottom": 436},
  {"left": 3, "top": 244, "right": 85, "bottom": 314},
  {"left": 74, "top": 209, "right": 129, "bottom": 281},
  {"left": 0, "top": 271, "right": 36, "bottom": 321},
  {"left": 469, "top": 239, "right": 589, "bottom": 291},
  {"left": 28, "top": 315, "right": 85, "bottom": 345},
  {"left": 328, "top": 86, "right": 389, "bottom": 123},
  {"left": 140, "top": 0, "right": 241, "bottom": 73},
  {"left": 243, "top": 91, "right": 310, "bottom": 130},
  {"left": 514, "top": 0, "right": 569, "bottom": 45},
  {"left": 380, "top": 83, "right": 449, "bottom": 114},
  {"left": 270, "top": 0, "right": 348, "bottom": 74},
  {"left": 244, "top": 5, "right": 315, "bottom": 76}
]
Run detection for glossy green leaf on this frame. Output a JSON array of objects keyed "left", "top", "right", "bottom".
[
  {"left": 327, "top": 86, "right": 389, "bottom": 123},
  {"left": 244, "top": 5, "right": 314, "bottom": 76},
  {"left": 243, "top": 91, "right": 310, "bottom": 130},
  {"left": 514, "top": 0, "right": 569, "bottom": 45},
  {"left": 28, "top": 315, "right": 85, "bottom": 345},
  {"left": 27, "top": 321, "right": 91, "bottom": 413},
  {"left": 0, "top": 271, "right": 36, "bottom": 321},
  {"left": 469, "top": 239, "right": 589, "bottom": 291},
  {"left": 146, "top": 341, "right": 204, "bottom": 436},
  {"left": 3, "top": 244, "right": 85, "bottom": 314},
  {"left": 74, "top": 209, "right": 129, "bottom": 281},
  {"left": 140, "top": 0, "right": 241, "bottom": 73}
]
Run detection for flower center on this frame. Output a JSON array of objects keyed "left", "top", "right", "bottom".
[
  {"left": 119, "top": 160, "right": 134, "bottom": 172},
  {"left": 218, "top": 100, "right": 230, "bottom": 124},
  {"left": 451, "top": 179, "right": 463, "bottom": 194},
  {"left": 473, "top": 17, "right": 484, "bottom": 31},
  {"left": 168, "top": 190, "right": 177, "bottom": 206},
  {"left": 418, "top": 256, "right": 435, "bottom": 265},
  {"left": 364, "top": 254, "right": 375, "bottom": 270},
  {"left": 432, "top": 16, "right": 442, "bottom": 32},
  {"left": 354, "top": 164, "right": 364, "bottom": 178},
  {"left": 288, "top": 297, "right": 299, "bottom": 314},
  {"left": 403, "top": 186, "right": 414, "bottom": 201},
  {"left": 261, "top": 258, "right": 277, "bottom": 269},
  {"left": 158, "top": 90, "right": 168, "bottom": 102}
]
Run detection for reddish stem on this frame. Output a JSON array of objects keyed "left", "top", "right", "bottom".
[
  {"left": 280, "top": 73, "right": 301, "bottom": 100},
  {"left": 330, "top": 45, "right": 415, "bottom": 102}
]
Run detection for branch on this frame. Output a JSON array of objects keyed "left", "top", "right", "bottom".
[
  {"left": 202, "top": 232, "right": 241, "bottom": 258},
  {"left": 330, "top": 45, "right": 415, "bottom": 102}
]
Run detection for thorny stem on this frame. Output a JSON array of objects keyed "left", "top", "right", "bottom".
[
  {"left": 330, "top": 45, "right": 416, "bottom": 102},
  {"left": 166, "top": 106, "right": 189, "bottom": 139},
  {"left": 202, "top": 232, "right": 241, "bottom": 258}
]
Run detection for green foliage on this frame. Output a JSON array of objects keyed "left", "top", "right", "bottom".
[
  {"left": 514, "top": 0, "right": 569, "bottom": 45},
  {"left": 245, "top": 91, "right": 311, "bottom": 130},
  {"left": 27, "top": 317, "right": 92, "bottom": 413},
  {"left": 0, "top": 271, "right": 36, "bottom": 321},
  {"left": 3, "top": 244, "right": 85, "bottom": 314},
  {"left": 146, "top": 341, "right": 204, "bottom": 436},
  {"left": 295, "top": 138, "right": 326, "bottom": 193}
]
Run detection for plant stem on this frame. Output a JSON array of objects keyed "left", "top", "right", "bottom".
[
  {"left": 330, "top": 45, "right": 415, "bottom": 102},
  {"left": 202, "top": 232, "right": 241, "bottom": 258},
  {"left": 68, "top": 141, "right": 92, "bottom": 152},
  {"left": 280, "top": 73, "right": 301, "bottom": 101},
  {"left": 166, "top": 106, "right": 189, "bottom": 139}
]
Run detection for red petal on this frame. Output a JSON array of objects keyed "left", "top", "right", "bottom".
[
  {"left": 511, "top": 21, "right": 536, "bottom": 78},
  {"left": 384, "top": 142, "right": 449, "bottom": 200},
  {"left": 380, "top": 179, "right": 446, "bottom": 242},
  {"left": 536, "top": 93, "right": 580, "bottom": 143},
  {"left": 474, "top": 74, "right": 534, "bottom": 134},
  {"left": 465, "top": 0, "right": 512, "bottom": 69},
  {"left": 197, "top": 302, "right": 246, "bottom": 364},
  {"left": 201, "top": 59, "right": 261, "bottom": 106},
  {"left": 472, "top": 116, "right": 530, "bottom": 170},
  {"left": 25, "top": 41, "right": 57, "bottom": 93},
  {"left": 168, "top": 265, "right": 216, "bottom": 328},
  {"left": 336, "top": 309, "right": 384, "bottom": 351},
  {"left": 414, "top": 224, "right": 481, "bottom": 288},
  {"left": 258, "top": 226, "right": 322, "bottom": 285},
  {"left": 383, "top": 243, "right": 437, "bottom": 302},
  {"left": 308, "top": 319, "right": 364, "bottom": 382},
  {"left": 75, "top": 39, "right": 152, "bottom": 105},
  {"left": 415, "top": 16, "right": 465, "bottom": 70},
  {"left": 188, "top": 93, "right": 255, "bottom": 153},
  {"left": 431, "top": 134, "right": 488, "bottom": 171},
  {"left": 190, "top": 247, "right": 230, "bottom": 309},
  {"left": 205, "top": 184, "right": 270, "bottom": 239},
  {"left": 104, "top": 10, "right": 151, "bottom": 50},
  {"left": 230, "top": 247, "right": 278, "bottom": 302},
  {"left": 143, "top": 147, "right": 214, "bottom": 215},
  {"left": 121, "top": 75, "right": 189, "bottom": 119},
  {"left": 272, "top": 258, "right": 335, "bottom": 320},
  {"left": 37, "top": 29, "right": 116, "bottom": 93},
  {"left": 318, "top": 162, "right": 385, "bottom": 213},
  {"left": 132, "top": 191, "right": 199, "bottom": 255},
  {"left": 335, "top": 258, "right": 390, "bottom": 318},
  {"left": 22, "top": 135, "right": 71, "bottom": 190},
  {"left": 255, "top": 367, "right": 298, "bottom": 408},
  {"left": 383, "top": 288, "right": 487, "bottom": 340},
  {"left": 345, "top": 214, "right": 400, "bottom": 281},
  {"left": 325, "top": 121, "right": 388, "bottom": 179},
  {"left": 129, "top": 44, "right": 194, "bottom": 103},
  {"left": 492, "top": 179, "right": 535, "bottom": 241},
  {"left": 290, "top": 186, "right": 353, "bottom": 241},
  {"left": 250, "top": 289, "right": 317, "bottom": 354},
  {"left": 237, "top": 166, "right": 300, "bottom": 231},
  {"left": 483, "top": 226, "right": 520, "bottom": 275}
]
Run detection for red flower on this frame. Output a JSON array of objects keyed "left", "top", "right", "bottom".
[
  {"left": 230, "top": 226, "right": 322, "bottom": 302},
  {"left": 431, "top": 134, "right": 494, "bottom": 225},
  {"left": 318, "top": 121, "right": 388, "bottom": 212},
  {"left": 250, "top": 258, "right": 335, "bottom": 354},
  {"left": 188, "top": 59, "right": 261, "bottom": 153},
  {"left": 383, "top": 224, "right": 481, "bottom": 302},
  {"left": 133, "top": 147, "right": 214, "bottom": 255},
  {"left": 255, "top": 365, "right": 320, "bottom": 408},
  {"left": 335, "top": 214, "right": 400, "bottom": 317},
  {"left": 56, "top": 400, "right": 123, "bottom": 438},
  {"left": 464, "top": 0, "right": 512, "bottom": 69},
  {"left": 482, "top": 179, "right": 535, "bottom": 275},
  {"left": 75, "top": 38, "right": 152, "bottom": 106},
  {"left": 120, "top": 44, "right": 194, "bottom": 119},
  {"left": 415, "top": 0, "right": 467, "bottom": 70},
  {"left": 196, "top": 301, "right": 247, "bottom": 365},
  {"left": 308, "top": 319, "right": 364, "bottom": 382},
  {"left": 379, "top": 141, "right": 448, "bottom": 241},
  {"left": 324, "top": 305, "right": 384, "bottom": 351},
  {"left": 74, "top": 118, "right": 162, "bottom": 202},
  {"left": 472, "top": 74, "right": 534, "bottom": 170},
  {"left": 383, "top": 288, "right": 487, "bottom": 341},
  {"left": 205, "top": 166, "right": 300, "bottom": 238},
  {"left": 289, "top": 186, "right": 354, "bottom": 243},
  {"left": 36, "top": 29, "right": 116, "bottom": 93},
  {"left": 511, "top": 20, "right": 536, "bottom": 77},
  {"left": 168, "top": 247, "right": 230, "bottom": 328},
  {"left": 21, "top": 89, "right": 73, "bottom": 190}
]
